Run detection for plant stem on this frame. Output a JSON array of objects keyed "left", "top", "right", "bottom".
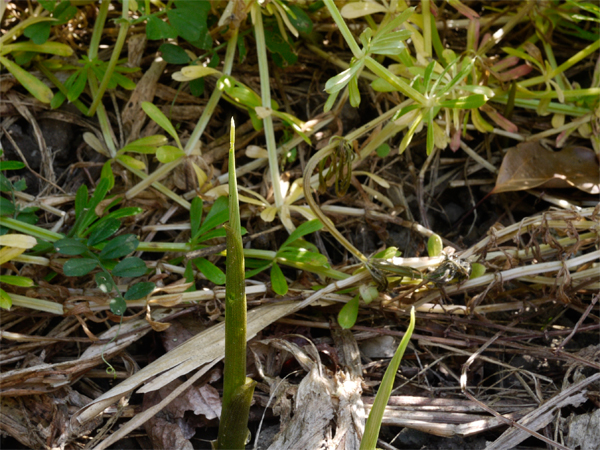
[
  {"left": 88, "top": 0, "right": 110, "bottom": 60},
  {"left": 0, "top": 217, "right": 63, "bottom": 242},
  {"left": 217, "top": 118, "right": 249, "bottom": 449},
  {"left": 88, "top": 0, "right": 130, "bottom": 116},
  {"left": 252, "top": 4, "right": 285, "bottom": 217},
  {"left": 422, "top": 0, "right": 432, "bottom": 58},
  {"left": 323, "top": 0, "right": 363, "bottom": 59}
]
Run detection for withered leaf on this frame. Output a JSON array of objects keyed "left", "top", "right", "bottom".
[{"left": 495, "top": 143, "right": 599, "bottom": 194}]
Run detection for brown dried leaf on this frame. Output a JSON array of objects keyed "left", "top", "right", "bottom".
[{"left": 495, "top": 143, "right": 600, "bottom": 194}]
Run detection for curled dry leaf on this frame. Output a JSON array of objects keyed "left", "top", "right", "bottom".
[{"left": 494, "top": 142, "right": 600, "bottom": 194}]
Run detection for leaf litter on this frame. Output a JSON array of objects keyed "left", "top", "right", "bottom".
[{"left": 0, "top": 2, "right": 599, "bottom": 450}]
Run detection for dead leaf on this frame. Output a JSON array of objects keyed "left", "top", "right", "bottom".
[
  {"left": 142, "top": 376, "right": 221, "bottom": 450},
  {"left": 495, "top": 143, "right": 600, "bottom": 194}
]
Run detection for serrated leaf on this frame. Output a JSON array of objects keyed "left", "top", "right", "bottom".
[
  {"left": 113, "top": 257, "right": 148, "bottom": 277},
  {"left": 338, "top": 295, "right": 359, "bottom": 329},
  {"left": 63, "top": 258, "right": 97, "bottom": 276},
  {"left": 124, "top": 281, "right": 155, "bottom": 300},
  {"left": 54, "top": 238, "right": 88, "bottom": 256},
  {"left": 193, "top": 257, "right": 225, "bottom": 285},
  {"left": 87, "top": 217, "right": 121, "bottom": 246},
  {"left": 141, "top": 102, "right": 182, "bottom": 148},
  {"left": 99, "top": 234, "right": 139, "bottom": 259},
  {"left": 270, "top": 263, "right": 288, "bottom": 295}
]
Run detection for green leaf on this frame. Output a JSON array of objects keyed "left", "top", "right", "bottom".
[
  {"left": 84, "top": 207, "right": 142, "bottom": 238},
  {"left": 338, "top": 295, "right": 359, "bottom": 329},
  {"left": 370, "top": 30, "right": 411, "bottom": 55},
  {"left": 156, "top": 145, "right": 185, "bottom": 163},
  {"left": 264, "top": 27, "right": 297, "bottom": 67},
  {"left": 63, "top": 258, "right": 97, "bottom": 276},
  {"left": 469, "top": 262, "right": 486, "bottom": 279},
  {"left": 245, "top": 262, "right": 271, "bottom": 279},
  {"left": 24, "top": 22, "right": 51, "bottom": 45},
  {"left": 87, "top": 217, "right": 121, "bottom": 246},
  {"left": 348, "top": 76, "right": 360, "bottom": 107},
  {"left": 0, "top": 55, "right": 53, "bottom": 104},
  {"left": 427, "top": 234, "right": 443, "bottom": 257},
  {"left": 167, "top": 0, "right": 210, "bottom": 42},
  {"left": 184, "top": 260, "right": 196, "bottom": 292},
  {"left": 101, "top": 161, "right": 115, "bottom": 190},
  {"left": 159, "top": 43, "right": 191, "bottom": 64},
  {"left": 325, "top": 60, "right": 363, "bottom": 94},
  {"left": 141, "top": 102, "right": 182, "bottom": 148},
  {"left": 0, "top": 197, "right": 15, "bottom": 216},
  {"left": 195, "top": 196, "right": 228, "bottom": 238},
  {"left": 99, "top": 234, "right": 139, "bottom": 259},
  {"left": 74, "top": 183, "right": 88, "bottom": 219},
  {"left": 110, "top": 297, "right": 127, "bottom": 315},
  {"left": 190, "top": 197, "right": 203, "bottom": 240},
  {"left": 270, "top": 263, "right": 288, "bottom": 295},
  {"left": 0, "top": 288, "right": 12, "bottom": 310},
  {"left": 362, "top": 307, "right": 416, "bottom": 449},
  {"left": 376, "top": 143, "right": 390, "bottom": 158},
  {"left": 54, "top": 238, "right": 88, "bottom": 256},
  {"left": 95, "top": 271, "right": 113, "bottom": 293},
  {"left": 113, "top": 257, "right": 148, "bottom": 278},
  {"left": 0, "top": 161, "right": 26, "bottom": 171},
  {"left": 439, "top": 94, "right": 487, "bottom": 109},
  {"left": 124, "top": 281, "right": 155, "bottom": 300},
  {"left": 280, "top": 219, "right": 323, "bottom": 249},
  {"left": 0, "top": 274, "right": 34, "bottom": 287},
  {"left": 287, "top": 5, "right": 313, "bottom": 33},
  {"left": 359, "top": 284, "right": 378, "bottom": 304},
  {"left": 193, "top": 257, "right": 226, "bottom": 285},
  {"left": 67, "top": 69, "right": 87, "bottom": 102},
  {"left": 0, "top": 174, "right": 12, "bottom": 192},
  {"left": 146, "top": 14, "right": 178, "bottom": 40}
]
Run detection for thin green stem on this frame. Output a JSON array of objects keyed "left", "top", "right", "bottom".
[
  {"left": 364, "top": 56, "right": 427, "bottom": 105},
  {"left": 518, "top": 39, "right": 600, "bottom": 89},
  {"left": 0, "top": 217, "right": 63, "bottom": 242},
  {"left": 491, "top": 97, "right": 591, "bottom": 116},
  {"left": 252, "top": 4, "right": 284, "bottom": 214},
  {"left": 126, "top": 30, "right": 239, "bottom": 200},
  {"left": 35, "top": 61, "right": 89, "bottom": 115},
  {"left": 303, "top": 146, "right": 368, "bottom": 264},
  {"left": 323, "top": 0, "right": 363, "bottom": 59},
  {"left": 422, "top": 0, "right": 432, "bottom": 58},
  {"left": 88, "top": 0, "right": 110, "bottom": 60},
  {"left": 87, "top": 70, "right": 117, "bottom": 157},
  {"left": 88, "top": 0, "right": 130, "bottom": 116}
]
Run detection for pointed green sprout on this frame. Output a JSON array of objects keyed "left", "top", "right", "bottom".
[{"left": 217, "top": 118, "right": 255, "bottom": 449}]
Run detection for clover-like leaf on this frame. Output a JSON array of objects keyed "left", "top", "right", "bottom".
[
  {"left": 63, "top": 258, "right": 97, "bottom": 276},
  {"left": 113, "top": 257, "right": 148, "bottom": 278},
  {"left": 54, "top": 238, "right": 88, "bottom": 256},
  {"left": 99, "top": 234, "right": 139, "bottom": 260}
]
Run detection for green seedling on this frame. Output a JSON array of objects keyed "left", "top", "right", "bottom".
[
  {"left": 54, "top": 178, "right": 148, "bottom": 316},
  {"left": 216, "top": 118, "right": 255, "bottom": 449},
  {"left": 244, "top": 219, "right": 327, "bottom": 295},
  {"left": 361, "top": 307, "right": 416, "bottom": 449},
  {"left": 185, "top": 196, "right": 231, "bottom": 287}
]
